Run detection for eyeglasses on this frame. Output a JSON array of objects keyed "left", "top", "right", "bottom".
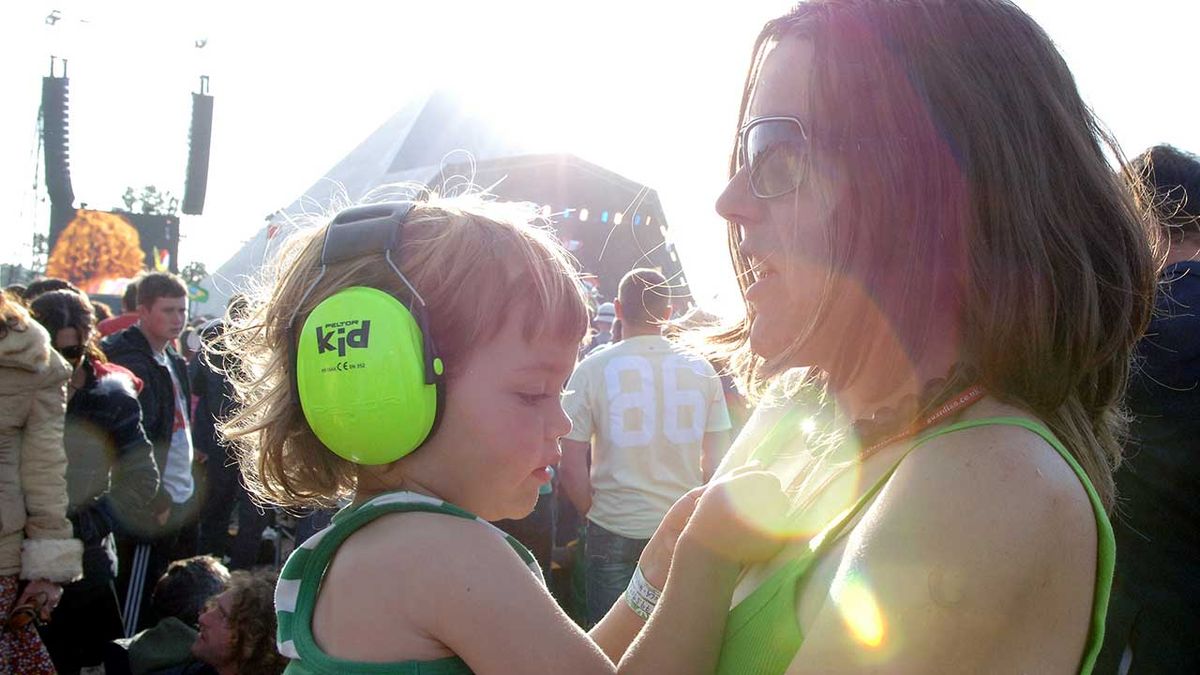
[
  {"left": 57, "top": 345, "right": 86, "bottom": 363},
  {"left": 737, "top": 115, "right": 811, "bottom": 199}
]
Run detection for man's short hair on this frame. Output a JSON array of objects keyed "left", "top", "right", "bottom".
[
  {"left": 137, "top": 272, "right": 188, "bottom": 309},
  {"left": 618, "top": 268, "right": 670, "bottom": 328},
  {"left": 151, "top": 555, "right": 230, "bottom": 627},
  {"left": 122, "top": 278, "right": 142, "bottom": 312},
  {"left": 1132, "top": 144, "right": 1200, "bottom": 240}
]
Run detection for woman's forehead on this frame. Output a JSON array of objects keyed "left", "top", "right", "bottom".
[
  {"left": 749, "top": 36, "right": 816, "bottom": 120},
  {"left": 54, "top": 327, "right": 81, "bottom": 346}
]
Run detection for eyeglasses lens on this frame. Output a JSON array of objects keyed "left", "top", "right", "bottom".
[
  {"left": 744, "top": 119, "right": 809, "bottom": 199},
  {"left": 58, "top": 345, "right": 85, "bottom": 362}
]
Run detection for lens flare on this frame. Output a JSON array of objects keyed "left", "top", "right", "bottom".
[
  {"left": 721, "top": 471, "right": 793, "bottom": 540},
  {"left": 833, "top": 571, "right": 886, "bottom": 649}
]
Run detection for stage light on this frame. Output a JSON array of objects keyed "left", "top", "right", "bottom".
[
  {"left": 634, "top": 214, "right": 642, "bottom": 226},
  {"left": 579, "top": 208, "right": 589, "bottom": 222},
  {"left": 601, "top": 210, "right": 609, "bottom": 223},
  {"left": 614, "top": 211, "right": 624, "bottom": 225}
]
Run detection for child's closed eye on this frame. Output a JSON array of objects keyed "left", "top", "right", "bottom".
[{"left": 518, "top": 392, "right": 554, "bottom": 405}]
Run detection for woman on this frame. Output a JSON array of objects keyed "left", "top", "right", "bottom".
[
  {"left": 621, "top": 1, "right": 1157, "bottom": 672},
  {"left": 29, "top": 289, "right": 160, "bottom": 672},
  {"left": 0, "top": 290, "right": 82, "bottom": 674}
]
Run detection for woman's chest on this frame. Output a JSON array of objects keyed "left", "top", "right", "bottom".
[{"left": 731, "top": 533, "right": 850, "bottom": 635}]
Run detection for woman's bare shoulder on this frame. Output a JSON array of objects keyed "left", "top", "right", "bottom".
[
  {"left": 790, "top": 403, "right": 1098, "bottom": 671},
  {"left": 890, "top": 401, "right": 1096, "bottom": 542}
]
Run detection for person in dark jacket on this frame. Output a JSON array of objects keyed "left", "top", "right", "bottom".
[
  {"left": 192, "top": 296, "right": 269, "bottom": 569},
  {"left": 1097, "top": 144, "right": 1200, "bottom": 673},
  {"left": 29, "top": 289, "right": 160, "bottom": 673},
  {"left": 102, "top": 272, "right": 200, "bottom": 635}
]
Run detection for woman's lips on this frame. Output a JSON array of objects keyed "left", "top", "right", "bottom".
[{"left": 746, "top": 262, "right": 778, "bottom": 302}]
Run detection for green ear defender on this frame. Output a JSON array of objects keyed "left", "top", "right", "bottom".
[{"left": 290, "top": 202, "right": 445, "bottom": 465}]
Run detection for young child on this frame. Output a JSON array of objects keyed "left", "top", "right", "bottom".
[{"left": 221, "top": 195, "right": 775, "bottom": 674}]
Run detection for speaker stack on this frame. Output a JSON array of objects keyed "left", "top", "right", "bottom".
[
  {"left": 182, "top": 76, "right": 214, "bottom": 215},
  {"left": 41, "top": 73, "right": 74, "bottom": 207},
  {"left": 42, "top": 56, "right": 76, "bottom": 247}
]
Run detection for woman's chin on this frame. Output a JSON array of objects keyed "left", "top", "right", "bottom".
[{"left": 748, "top": 318, "right": 791, "bottom": 360}]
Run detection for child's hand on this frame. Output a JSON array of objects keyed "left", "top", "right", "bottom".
[
  {"left": 681, "top": 467, "right": 792, "bottom": 566},
  {"left": 639, "top": 485, "right": 706, "bottom": 589}
]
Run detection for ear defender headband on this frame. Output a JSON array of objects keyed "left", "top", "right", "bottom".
[{"left": 289, "top": 202, "right": 445, "bottom": 465}]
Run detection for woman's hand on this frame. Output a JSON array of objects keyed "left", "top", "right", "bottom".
[{"left": 16, "top": 579, "right": 63, "bottom": 622}]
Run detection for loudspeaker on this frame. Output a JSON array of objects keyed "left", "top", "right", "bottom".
[
  {"left": 182, "top": 93, "right": 214, "bottom": 215},
  {"left": 41, "top": 76, "right": 74, "bottom": 206}
]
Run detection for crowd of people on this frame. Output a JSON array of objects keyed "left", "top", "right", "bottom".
[
  {"left": 0, "top": 272, "right": 287, "bottom": 674},
  {"left": 0, "top": 0, "right": 1197, "bottom": 673}
]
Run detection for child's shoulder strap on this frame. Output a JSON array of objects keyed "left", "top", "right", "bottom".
[{"left": 276, "top": 491, "right": 542, "bottom": 669}]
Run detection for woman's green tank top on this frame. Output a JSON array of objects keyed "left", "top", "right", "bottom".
[
  {"left": 275, "top": 490, "right": 544, "bottom": 675},
  {"left": 715, "top": 416, "right": 1114, "bottom": 674}
]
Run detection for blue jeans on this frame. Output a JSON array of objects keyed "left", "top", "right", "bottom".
[{"left": 584, "top": 521, "right": 649, "bottom": 627}]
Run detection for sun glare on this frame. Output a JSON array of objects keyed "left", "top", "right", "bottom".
[{"left": 833, "top": 571, "right": 887, "bottom": 649}]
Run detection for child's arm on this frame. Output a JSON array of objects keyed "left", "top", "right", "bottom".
[
  {"left": 313, "top": 511, "right": 614, "bottom": 673},
  {"left": 587, "top": 486, "right": 704, "bottom": 662},
  {"left": 618, "top": 471, "right": 790, "bottom": 673},
  {"left": 423, "top": 516, "right": 616, "bottom": 674}
]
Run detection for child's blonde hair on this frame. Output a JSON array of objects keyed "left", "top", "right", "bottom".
[{"left": 222, "top": 193, "right": 589, "bottom": 509}]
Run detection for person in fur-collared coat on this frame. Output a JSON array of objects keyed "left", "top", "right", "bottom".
[
  {"left": 30, "top": 289, "right": 160, "bottom": 673},
  {"left": 0, "top": 290, "right": 83, "bottom": 674}
]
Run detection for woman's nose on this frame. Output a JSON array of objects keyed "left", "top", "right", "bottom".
[{"left": 716, "top": 167, "right": 761, "bottom": 230}]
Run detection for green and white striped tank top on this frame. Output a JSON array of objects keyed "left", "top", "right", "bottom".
[{"left": 275, "top": 490, "right": 544, "bottom": 674}]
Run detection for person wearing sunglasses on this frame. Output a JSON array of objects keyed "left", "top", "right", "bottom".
[
  {"left": 0, "top": 289, "right": 81, "bottom": 674},
  {"left": 617, "top": 1, "right": 1157, "bottom": 673},
  {"left": 28, "top": 289, "right": 160, "bottom": 674}
]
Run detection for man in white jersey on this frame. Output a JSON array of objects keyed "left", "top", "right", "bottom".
[
  {"left": 560, "top": 268, "right": 732, "bottom": 626},
  {"left": 103, "top": 272, "right": 198, "bottom": 633}
]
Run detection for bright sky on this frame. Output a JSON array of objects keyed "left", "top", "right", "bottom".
[{"left": 2, "top": 1, "right": 1197, "bottom": 317}]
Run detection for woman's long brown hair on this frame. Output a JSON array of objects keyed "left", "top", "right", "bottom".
[{"left": 706, "top": 0, "right": 1159, "bottom": 511}]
